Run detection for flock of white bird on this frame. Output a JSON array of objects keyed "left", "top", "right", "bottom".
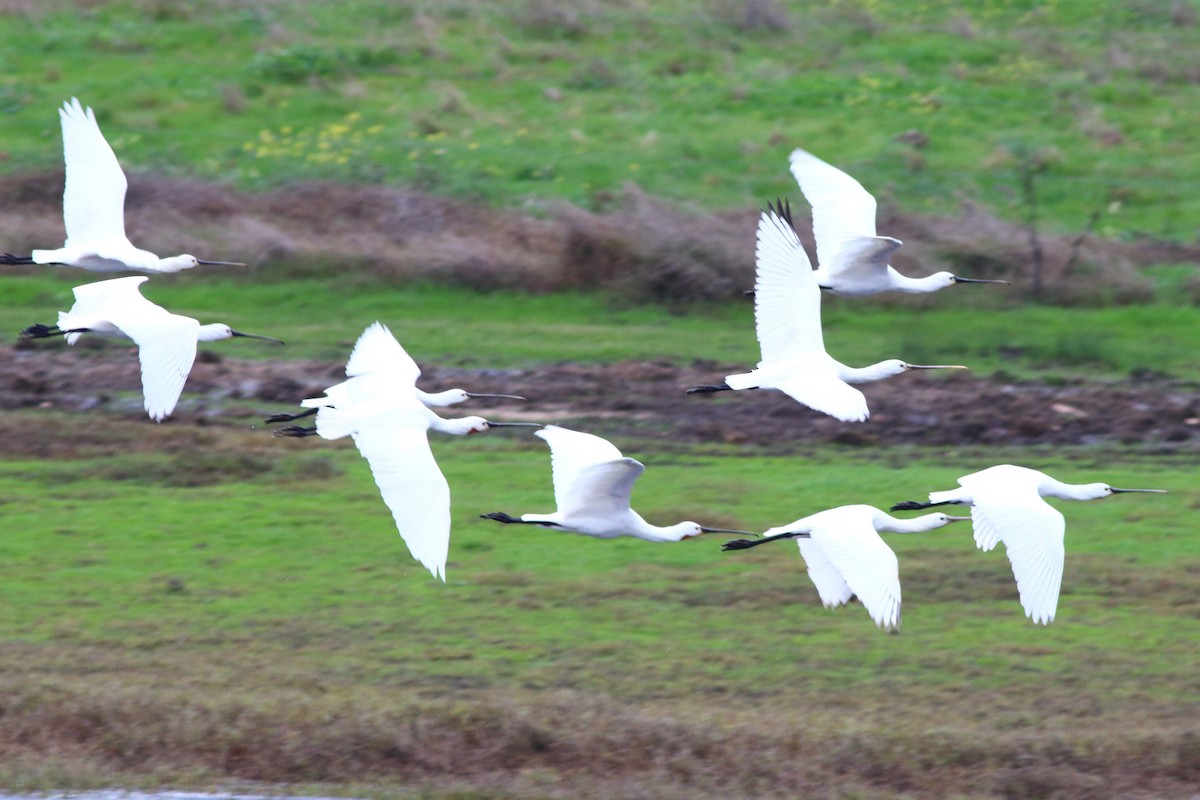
[{"left": 9, "top": 98, "right": 1166, "bottom": 631}]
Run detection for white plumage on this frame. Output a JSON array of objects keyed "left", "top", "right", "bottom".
[
  {"left": 894, "top": 465, "right": 1166, "bottom": 624},
  {"left": 21, "top": 276, "right": 281, "bottom": 421},
  {"left": 3, "top": 98, "right": 244, "bottom": 272},
  {"left": 688, "top": 204, "right": 967, "bottom": 421},
  {"left": 788, "top": 148, "right": 1008, "bottom": 295},
  {"left": 482, "top": 425, "right": 750, "bottom": 542}
]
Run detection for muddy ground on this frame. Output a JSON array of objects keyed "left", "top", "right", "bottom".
[{"left": 3, "top": 342, "right": 1197, "bottom": 452}]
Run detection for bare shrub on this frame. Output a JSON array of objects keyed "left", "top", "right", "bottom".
[
  {"left": 714, "top": 0, "right": 793, "bottom": 33},
  {"left": 516, "top": 0, "right": 591, "bottom": 39}
]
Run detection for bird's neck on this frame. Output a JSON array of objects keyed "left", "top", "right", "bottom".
[
  {"left": 892, "top": 271, "right": 945, "bottom": 293},
  {"left": 196, "top": 324, "right": 231, "bottom": 342},
  {"left": 874, "top": 510, "right": 948, "bottom": 534},
  {"left": 154, "top": 255, "right": 197, "bottom": 273},
  {"left": 1041, "top": 479, "right": 1107, "bottom": 501},
  {"left": 634, "top": 516, "right": 695, "bottom": 542},
  {"left": 838, "top": 360, "right": 904, "bottom": 384},
  {"left": 430, "top": 415, "right": 484, "bottom": 436}
]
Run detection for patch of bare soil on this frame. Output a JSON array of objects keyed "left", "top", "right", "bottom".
[{"left": 2, "top": 344, "right": 1197, "bottom": 451}]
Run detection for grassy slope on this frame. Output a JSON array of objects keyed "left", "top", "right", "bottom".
[{"left": 1, "top": 0, "right": 1198, "bottom": 240}]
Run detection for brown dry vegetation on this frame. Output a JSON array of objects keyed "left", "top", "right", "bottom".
[{"left": 2, "top": 173, "right": 1196, "bottom": 305}]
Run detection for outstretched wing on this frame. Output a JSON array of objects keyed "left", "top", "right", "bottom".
[
  {"left": 969, "top": 487, "right": 1065, "bottom": 624},
  {"left": 129, "top": 315, "right": 199, "bottom": 421},
  {"left": 788, "top": 148, "right": 883, "bottom": 271},
  {"left": 87, "top": 278, "right": 197, "bottom": 421},
  {"left": 344, "top": 321, "right": 421, "bottom": 386},
  {"left": 774, "top": 371, "right": 869, "bottom": 423},
  {"left": 753, "top": 206, "right": 823, "bottom": 366},
  {"left": 806, "top": 510, "right": 902, "bottom": 630},
  {"left": 797, "top": 538, "right": 854, "bottom": 609},
  {"left": 349, "top": 409, "right": 451, "bottom": 581},
  {"left": 535, "top": 425, "right": 627, "bottom": 510},
  {"left": 59, "top": 98, "right": 128, "bottom": 246},
  {"left": 559, "top": 458, "right": 645, "bottom": 521}
]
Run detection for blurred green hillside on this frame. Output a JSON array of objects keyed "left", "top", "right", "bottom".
[{"left": 2, "top": 0, "right": 1198, "bottom": 242}]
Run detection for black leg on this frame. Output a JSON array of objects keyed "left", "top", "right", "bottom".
[
  {"left": 480, "top": 512, "right": 552, "bottom": 526},
  {"left": 19, "top": 323, "right": 63, "bottom": 341},
  {"left": 272, "top": 425, "right": 318, "bottom": 438},
  {"left": 889, "top": 500, "right": 954, "bottom": 512},
  {"left": 0, "top": 253, "right": 34, "bottom": 265},
  {"left": 721, "top": 531, "right": 806, "bottom": 551},
  {"left": 264, "top": 407, "right": 318, "bottom": 425},
  {"left": 685, "top": 382, "right": 734, "bottom": 395}
]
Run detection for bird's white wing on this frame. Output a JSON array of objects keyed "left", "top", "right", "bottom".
[
  {"left": 64, "top": 276, "right": 149, "bottom": 320},
  {"left": 788, "top": 148, "right": 879, "bottom": 270},
  {"left": 774, "top": 371, "right": 869, "bottom": 423},
  {"left": 344, "top": 321, "right": 420, "bottom": 385},
  {"left": 59, "top": 98, "right": 128, "bottom": 247},
  {"left": 969, "top": 488, "right": 1065, "bottom": 624},
  {"left": 753, "top": 207, "right": 823, "bottom": 366},
  {"left": 349, "top": 409, "right": 451, "bottom": 581},
  {"left": 535, "top": 425, "right": 627, "bottom": 510},
  {"left": 806, "top": 512, "right": 902, "bottom": 630},
  {"left": 127, "top": 315, "right": 199, "bottom": 421},
  {"left": 820, "top": 236, "right": 903, "bottom": 287},
  {"left": 796, "top": 538, "right": 854, "bottom": 609},
  {"left": 559, "top": 458, "right": 645, "bottom": 521}
]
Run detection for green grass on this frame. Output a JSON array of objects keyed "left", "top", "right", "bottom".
[
  {"left": 0, "top": 417, "right": 1196, "bottom": 795},
  {"left": 6, "top": 272, "right": 1200, "bottom": 381},
  {"left": 2, "top": 0, "right": 1198, "bottom": 239}
]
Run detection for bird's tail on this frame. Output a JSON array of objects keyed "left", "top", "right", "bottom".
[{"left": 313, "top": 406, "right": 355, "bottom": 440}]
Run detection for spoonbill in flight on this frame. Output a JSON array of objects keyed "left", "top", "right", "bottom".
[
  {"left": 891, "top": 465, "right": 1167, "bottom": 624},
  {"left": 264, "top": 321, "right": 524, "bottom": 425},
  {"left": 688, "top": 202, "right": 968, "bottom": 422},
  {"left": 788, "top": 148, "right": 1009, "bottom": 295},
  {"left": 19, "top": 276, "right": 282, "bottom": 421},
  {"left": 269, "top": 322, "right": 540, "bottom": 581},
  {"left": 722, "top": 505, "right": 968, "bottom": 630},
  {"left": 1, "top": 98, "right": 245, "bottom": 272},
  {"left": 481, "top": 425, "right": 753, "bottom": 542}
]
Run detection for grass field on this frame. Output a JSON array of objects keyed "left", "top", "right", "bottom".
[
  {"left": 2, "top": 0, "right": 1199, "bottom": 240},
  {"left": 0, "top": 412, "right": 1197, "bottom": 798},
  {"left": 1, "top": 1, "right": 1198, "bottom": 797},
  {"left": 6, "top": 274, "right": 1200, "bottom": 381}
]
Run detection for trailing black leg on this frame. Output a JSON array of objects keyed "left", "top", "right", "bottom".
[
  {"left": 685, "top": 382, "right": 734, "bottom": 395},
  {"left": 889, "top": 500, "right": 954, "bottom": 512},
  {"left": 265, "top": 407, "right": 317, "bottom": 425},
  {"left": 19, "top": 323, "right": 64, "bottom": 341},
  {"left": 272, "top": 425, "right": 318, "bottom": 438},
  {"left": 480, "top": 512, "right": 551, "bottom": 526},
  {"left": 1, "top": 253, "right": 34, "bottom": 265},
  {"left": 721, "top": 531, "right": 807, "bottom": 551}
]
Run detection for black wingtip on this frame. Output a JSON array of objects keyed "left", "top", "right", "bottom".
[{"left": 765, "top": 198, "right": 794, "bottom": 229}]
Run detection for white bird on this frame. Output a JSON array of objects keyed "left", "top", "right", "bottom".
[
  {"left": 20, "top": 276, "right": 282, "bottom": 421},
  {"left": 270, "top": 322, "right": 539, "bottom": 581},
  {"left": 723, "top": 505, "right": 968, "bottom": 630},
  {"left": 481, "top": 424, "right": 752, "bottom": 542},
  {"left": 688, "top": 202, "right": 968, "bottom": 422},
  {"left": 891, "top": 465, "right": 1167, "bottom": 624},
  {"left": 263, "top": 321, "right": 524, "bottom": 425},
  {"left": 788, "top": 148, "right": 1009, "bottom": 295},
  {"left": 0, "top": 98, "right": 245, "bottom": 272}
]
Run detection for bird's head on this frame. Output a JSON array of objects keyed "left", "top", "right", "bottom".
[
  {"left": 161, "top": 255, "right": 247, "bottom": 272},
  {"left": 197, "top": 323, "right": 285, "bottom": 344},
  {"left": 668, "top": 522, "right": 755, "bottom": 541},
  {"left": 1087, "top": 483, "right": 1167, "bottom": 501}
]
